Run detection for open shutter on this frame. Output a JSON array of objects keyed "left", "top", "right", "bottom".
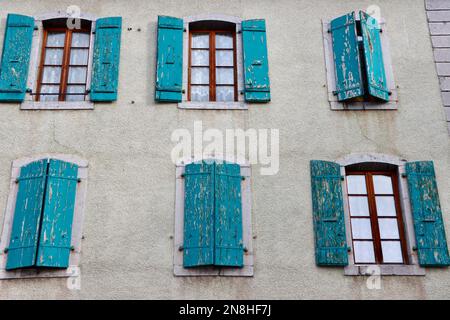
[
  {"left": 36, "top": 159, "right": 78, "bottom": 268},
  {"left": 6, "top": 160, "right": 47, "bottom": 270},
  {"left": 330, "top": 12, "right": 364, "bottom": 102},
  {"left": 214, "top": 162, "right": 244, "bottom": 267},
  {"left": 183, "top": 161, "right": 215, "bottom": 267},
  {"left": 360, "top": 11, "right": 389, "bottom": 101},
  {"left": 406, "top": 161, "right": 450, "bottom": 267},
  {"left": 155, "top": 16, "right": 183, "bottom": 102},
  {"left": 0, "top": 14, "right": 34, "bottom": 102},
  {"left": 90, "top": 17, "right": 122, "bottom": 102},
  {"left": 310, "top": 160, "right": 348, "bottom": 266},
  {"left": 242, "top": 19, "right": 270, "bottom": 102}
]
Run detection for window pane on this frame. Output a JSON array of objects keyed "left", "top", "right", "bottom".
[
  {"left": 44, "top": 48, "right": 63, "bottom": 65},
  {"left": 39, "top": 85, "right": 59, "bottom": 101},
  {"left": 351, "top": 218, "right": 372, "bottom": 239},
  {"left": 216, "top": 68, "right": 234, "bottom": 84},
  {"left": 353, "top": 241, "right": 376, "bottom": 264},
  {"left": 216, "top": 34, "right": 233, "bottom": 48},
  {"left": 375, "top": 196, "right": 396, "bottom": 216},
  {"left": 216, "top": 50, "right": 233, "bottom": 66},
  {"left": 216, "top": 86, "right": 234, "bottom": 102},
  {"left": 191, "top": 67, "right": 209, "bottom": 84},
  {"left": 47, "top": 32, "right": 65, "bottom": 47},
  {"left": 378, "top": 218, "right": 400, "bottom": 239},
  {"left": 66, "top": 85, "right": 86, "bottom": 101},
  {"left": 70, "top": 49, "right": 89, "bottom": 65},
  {"left": 381, "top": 241, "right": 403, "bottom": 263},
  {"left": 191, "top": 50, "right": 209, "bottom": 66},
  {"left": 71, "top": 33, "right": 90, "bottom": 47},
  {"left": 348, "top": 196, "right": 370, "bottom": 216},
  {"left": 373, "top": 175, "right": 393, "bottom": 194},
  {"left": 190, "top": 85, "right": 209, "bottom": 101},
  {"left": 346, "top": 175, "right": 367, "bottom": 194},
  {"left": 42, "top": 67, "right": 61, "bottom": 83},
  {"left": 192, "top": 34, "right": 209, "bottom": 48},
  {"left": 67, "top": 67, "right": 87, "bottom": 84}
]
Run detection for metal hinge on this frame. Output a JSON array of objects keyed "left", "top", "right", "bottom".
[{"left": 178, "top": 246, "right": 184, "bottom": 251}]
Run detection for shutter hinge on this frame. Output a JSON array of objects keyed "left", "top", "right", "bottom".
[
  {"left": 77, "top": 178, "right": 82, "bottom": 183},
  {"left": 178, "top": 246, "right": 184, "bottom": 251},
  {"left": 401, "top": 173, "right": 407, "bottom": 178},
  {"left": 412, "top": 246, "right": 417, "bottom": 251},
  {"left": 237, "top": 30, "right": 242, "bottom": 34},
  {"left": 340, "top": 176, "right": 345, "bottom": 181},
  {"left": 388, "top": 91, "right": 392, "bottom": 96},
  {"left": 380, "top": 28, "right": 383, "bottom": 33},
  {"left": 243, "top": 247, "right": 248, "bottom": 253},
  {"left": 86, "top": 89, "right": 91, "bottom": 94},
  {"left": 70, "top": 245, "right": 75, "bottom": 251},
  {"left": 183, "top": 28, "right": 186, "bottom": 32},
  {"left": 34, "top": 26, "right": 38, "bottom": 31},
  {"left": 332, "top": 91, "right": 338, "bottom": 96},
  {"left": 347, "top": 246, "right": 351, "bottom": 252},
  {"left": 182, "top": 89, "right": 185, "bottom": 94},
  {"left": 26, "top": 88, "right": 32, "bottom": 93},
  {"left": 241, "top": 176, "right": 246, "bottom": 181},
  {"left": 3, "top": 247, "right": 8, "bottom": 254},
  {"left": 181, "top": 173, "right": 185, "bottom": 178},
  {"left": 327, "top": 28, "right": 331, "bottom": 33},
  {"left": 15, "top": 178, "right": 19, "bottom": 184}
]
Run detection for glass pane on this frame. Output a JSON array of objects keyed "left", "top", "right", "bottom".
[
  {"left": 192, "top": 34, "right": 209, "bottom": 48},
  {"left": 351, "top": 218, "right": 372, "bottom": 239},
  {"left": 348, "top": 196, "right": 370, "bottom": 216},
  {"left": 190, "top": 85, "right": 209, "bottom": 101},
  {"left": 375, "top": 196, "right": 396, "bottom": 216},
  {"left": 216, "top": 68, "right": 234, "bottom": 84},
  {"left": 66, "top": 85, "right": 86, "bottom": 101},
  {"left": 216, "top": 34, "right": 233, "bottom": 48},
  {"left": 67, "top": 67, "right": 87, "bottom": 84},
  {"left": 346, "top": 175, "right": 367, "bottom": 194},
  {"left": 71, "top": 33, "right": 90, "bottom": 47},
  {"left": 216, "top": 86, "right": 234, "bottom": 102},
  {"left": 42, "top": 67, "right": 61, "bottom": 83},
  {"left": 191, "top": 67, "right": 209, "bottom": 84},
  {"left": 191, "top": 50, "right": 209, "bottom": 66},
  {"left": 378, "top": 218, "right": 400, "bottom": 239},
  {"left": 70, "top": 49, "right": 89, "bottom": 65},
  {"left": 216, "top": 50, "right": 234, "bottom": 66},
  {"left": 44, "top": 49, "right": 63, "bottom": 65},
  {"left": 39, "top": 85, "right": 59, "bottom": 101},
  {"left": 46, "top": 32, "right": 65, "bottom": 47},
  {"left": 373, "top": 175, "right": 393, "bottom": 194},
  {"left": 353, "top": 241, "right": 376, "bottom": 264},
  {"left": 381, "top": 241, "right": 403, "bottom": 263}
]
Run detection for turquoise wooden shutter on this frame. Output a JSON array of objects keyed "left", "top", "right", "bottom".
[
  {"left": 360, "top": 11, "right": 389, "bottom": 101},
  {"left": 214, "top": 162, "right": 244, "bottom": 267},
  {"left": 183, "top": 161, "right": 215, "bottom": 267},
  {"left": 330, "top": 12, "right": 364, "bottom": 102},
  {"left": 242, "top": 19, "right": 270, "bottom": 102},
  {"left": 406, "top": 161, "right": 450, "bottom": 267},
  {"left": 90, "top": 17, "right": 122, "bottom": 102},
  {"left": 6, "top": 159, "right": 47, "bottom": 270},
  {"left": 310, "top": 160, "right": 348, "bottom": 266},
  {"left": 0, "top": 14, "right": 34, "bottom": 102},
  {"left": 155, "top": 16, "right": 183, "bottom": 102},
  {"left": 36, "top": 159, "right": 78, "bottom": 268}
]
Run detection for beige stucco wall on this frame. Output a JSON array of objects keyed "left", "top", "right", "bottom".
[{"left": 0, "top": 0, "right": 449, "bottom": 299}]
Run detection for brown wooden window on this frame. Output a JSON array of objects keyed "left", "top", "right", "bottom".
[
  {"left": 36, "top": 19, "right": 91, "bottom": 102},
  {"left": 188, "top": 22, "right": 237, "bottom": 102},
  {"left": 346, "top": 169, "right": 408, "bottom": 265}
]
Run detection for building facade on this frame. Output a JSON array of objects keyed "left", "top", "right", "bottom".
[{"left": 0, "top": 0, "right": 449, "bottom": 299}]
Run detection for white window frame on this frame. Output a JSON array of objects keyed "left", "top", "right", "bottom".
[
  {"left": 0, "top": 154, "right": 88, "bottom": 280},
  {"left": 173, "top": 158, "right": 253, "bottom": 276},
  {"left": 20, "top": 11, "right": 96, "bottom": 110},
  {"left": 178, "top": 14, "right": 247, "bottom": 110},
  {"left": 322, "top": 12, "right": 398, "bottom": 110},
  {"left": 336, "top": 153, "right": 425, "bottom": 276}
]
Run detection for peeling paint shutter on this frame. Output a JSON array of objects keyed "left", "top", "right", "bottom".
[
  {"left": 6, "top": 160, "right": 47, "bottom": 270},
  {"left": 183, "top": 161, "right": 215, "bottom": 267},
  {"left": 90, "top": 17, "right": 122, "bottom": 102},
  {"left": 0, "top": 14, "right": 34, "bottom": 102},
  {"left": 242, "top": 19, "right": 270, "bottom": 102},
  {"left": 155, "top": 16, "right": 183, "bottom": 102},
  {"left": 214, "top": 162, "right": 244, "bottom": 267},
  {"left": 310, "top": 160, "right": 348, "bottom": 266},
  {"left": 360, "top": 11, "right": 389, "bottom": 101},
  {"left": 330, "top": 12, "right": 364, "bottom": 102},
  {"left": 36, "top": 159, "right": 78, "bottom": 268},
  {"left": 406, "top": 161, "right": 450, "bottom": 267}
]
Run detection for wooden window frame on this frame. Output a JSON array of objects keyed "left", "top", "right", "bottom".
[
  {"left": 346, "top": 170, "right": 409, "bottom": 265},
  {"left": 188, "top": 29, "right": 238, "bottom": 102}
]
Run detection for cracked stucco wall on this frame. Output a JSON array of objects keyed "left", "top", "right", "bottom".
[{"left": 0, "top": 0, "right": 449, "bottom": 299}]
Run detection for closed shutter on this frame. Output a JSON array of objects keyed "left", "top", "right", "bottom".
[
  {"left": 155, "top": 16, "right": 183, "bottom": 102},
  {"left": 90, "top": 17, "right": 122, "bottom": 102},
  {"left": 406, "top": 161, "right": 450, "bottom": 267},
  {"left": 310, "top": 160, "right": 348, "bottom": 266},
  {"left": 0, "top": 14, "right": 34, "bottom": 102},
  {"left": 242, "top": 19, "right": 270, "bottom": 102}
]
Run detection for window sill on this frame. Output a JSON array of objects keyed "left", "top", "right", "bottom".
[
  {"left": 330, "top": 101, "right": 398, "bottom": 110},
  {"left": 20, "top": 101, "right": 94, "bottom": 110},
  {"left": 174, "top": 265, "right": 254, "bottom": 277},
  {"left": 344, "top": 264, "right": 425, "bottom": 276},
  {"left": 177, "top": 101, "right": 247, "bottom": 110},
  {"left": 0, "top": 265, "right": 79, "bottom": 280}
]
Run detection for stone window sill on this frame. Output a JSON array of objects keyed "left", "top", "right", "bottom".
[
  {"left": 177, "top": 101, "right": 247, "bottom": 110},
  {"left": 0, "top": 265, "right": 79, "bottom": 280},
  {"left": 344, "top": 264, "right": 426, "bottom": 276},
  {"left": 20, "top": 101, "right": 94, "bottom": 110}
]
